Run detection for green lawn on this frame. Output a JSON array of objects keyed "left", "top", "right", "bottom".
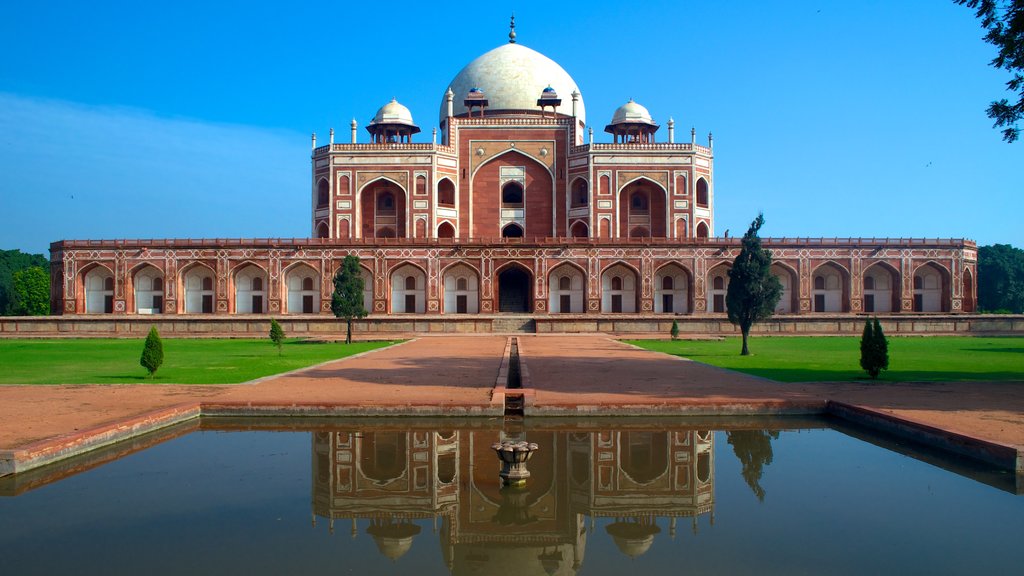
[
  {"left": 0, "top": 338, "right": 398, "bottom": 385},
  {"left": 627, "top": 337, "right": 1024, "bottom": 383}
]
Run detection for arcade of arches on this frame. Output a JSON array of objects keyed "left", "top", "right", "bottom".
[{"left": 62, "top": 244, "right": 973, "bottom": 316}]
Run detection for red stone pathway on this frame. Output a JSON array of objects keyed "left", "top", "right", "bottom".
[{"left": 0, "top": 335, "right": 1021, "bottom": 463}]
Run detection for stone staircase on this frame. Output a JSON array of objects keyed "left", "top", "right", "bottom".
[{"left": 491, "top": 316, "right": 536, "bottom": 333}]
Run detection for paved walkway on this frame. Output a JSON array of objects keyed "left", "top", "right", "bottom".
[{"left": 0, "top": 334, "right": 1021, "bottom": 466}]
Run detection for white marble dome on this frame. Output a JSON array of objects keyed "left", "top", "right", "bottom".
[
  {"left": 369, "top": 98, "right": 418, "bottom": 128},
  {"left": 609, "top": 99, "right": 655, "bottom": 126},
  {"left": 440, "top": 43, "right": 585, "bottom": 125}
]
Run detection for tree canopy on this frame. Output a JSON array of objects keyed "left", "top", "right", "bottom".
[
  {"left": 978, "top": 243, "right": 1024, "bottom": 312},
  {"left": 726, "top": 214, "right": 782, "bottom": 355},
  {"left": 0, "top": 249, "right": 48, "bottom": 315},
  {"left": 331, "top": 254, "right": 368, "bottom": 344},
  {"left": 956, "top": 0, "right": 1024, "bottom": 142},
  {"left": 727, "top": 430, "right": 779, "bottom": 502},
  {"left": 10, "top": 266, "right": 50, "bottom": 315}
]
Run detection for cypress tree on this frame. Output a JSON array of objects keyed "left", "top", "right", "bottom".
[
  {"left": 670, "top": 320, "right": 680, "bottom": 341},
  {"left": 140, "top": 326, "right": 164, "bottom": 378},
  {"left": 726, "top": 214, "right": 783, "bottom": 355},
  {"left": 331, "top": 254, "right": 369, "bottom": 344},
  {"left": 859, "top": 318, "right": 889, "bottom": 380},
  {"left": 269, "top": 318, "right": 285, "bottom": 355}
]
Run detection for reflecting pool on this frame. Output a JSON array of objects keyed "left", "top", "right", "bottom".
[{"left": 1, "top": 417, "right": 1021, "bottom": 575}]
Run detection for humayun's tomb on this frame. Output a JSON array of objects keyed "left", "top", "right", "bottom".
[{"left": 46, "top": 23, "right": 978, "bottom": 335}]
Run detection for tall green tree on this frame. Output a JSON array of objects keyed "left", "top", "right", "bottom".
[
  {"left": 860, "top": 318, "right": 890, "bottom": 380},
  {"left": 0, "top": 249, "right": 48, "bottom": 315},
  {"left": 10, "top": 266, "right": 50, "bottom": 315},
  {"left": 727, "top": 430, "right": 779, "bottom": 502},
  {"left": 140, "top": 326, "right": 165, "bottom": 378},
  {"left": 956, "top": 0, "right": 1024, "bottom": 142},
  {"left": 978, "top": 244, "right": 1024, "bottom": 312},
  {"left": 726, "top": 214, "right": 782, "bottom": 355},
  {"left": 331, "top": 254, "right": 368, "bottom": 344},
  {"left": 269, "top": 318, "right": 285, "bottom": 355}
]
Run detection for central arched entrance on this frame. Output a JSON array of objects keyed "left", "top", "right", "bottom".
[{"left": 498, "top": 266, "right": 531, "bottom": 312}]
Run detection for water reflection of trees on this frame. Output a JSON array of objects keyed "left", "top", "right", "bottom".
[{"left": 727, "top": 430, "right": 779, "bottom": 502}]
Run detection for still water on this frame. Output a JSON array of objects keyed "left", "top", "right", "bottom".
[{"left": 0, "top": 417, "right": 1021, "bottom": 575}]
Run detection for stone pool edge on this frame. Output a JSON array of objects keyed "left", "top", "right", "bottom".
[{"left": 2, "top": 399, "right": 1020, "bottom": 477}]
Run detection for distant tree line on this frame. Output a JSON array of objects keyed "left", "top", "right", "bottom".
[
  {"left": 0, "top": 249, "right": 49, "bottom": 316},
  {"left": 978, "top": 244, "right": 1024, "bottom": 313}
]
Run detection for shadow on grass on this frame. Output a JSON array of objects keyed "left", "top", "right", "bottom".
[
  {"left": 711, "top": 367, "right": 1024, "bottom": 383},
  {"left": 961, "top": 347, "right": 1024, "bottom": 354}
]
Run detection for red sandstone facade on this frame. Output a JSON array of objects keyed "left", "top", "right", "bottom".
[{"left": 49, "top": 36, "right": 977, "bottom": 319}]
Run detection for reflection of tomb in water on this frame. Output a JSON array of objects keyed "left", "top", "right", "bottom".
[
  {"left": 311, "top": 427, "right": 714, "bottom": 571},
  {"left": 311, "top": 429, "right": 460, "bottom": 560},
  {"left": 569, "top": 429, "right": 715, "bottom": 554}
]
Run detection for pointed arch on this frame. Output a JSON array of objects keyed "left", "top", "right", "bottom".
[
  {"left": 179, "top": 262, "right": 216, "bottom": 314},
  {"left": 437, "top": 177, "right": 456, "bottom": 206},
  {"left": 601, "top": 261, "right": 640, "bottom": 313},
  {"left": 390, "top": 262, "right": 426, "bottom": 313},
  {"left": 81, "top": 263, "right": 115, "bottom": 314},
  {"left": 912, "top": 261, "right": 951, "bottom": 312},
  {"left": 862, "top": 261, "right": 900, "bottom": 313},
  {"left": 569, "top": 220, "right": 589, "bottom": 238},
  {"left": 501, "top": 223, "right": 524, "bottom": 238},
  {"left": 316, "top": 221, "right": 330, "bottom": 239},
  {"left": 316, "top": 177, "right": 330, "bottom": 208},
  {"left": 618, "top": 176, "right": 668, "bottom": 238},
  {"left": 695, "top": 177, "right": 710, "bottom": 207},
  {"left": 232, "top": 262, "right": 268, "bottom": 314},
  {"left": 130, "top": 263, "right": 164, "bottom": 314},
  {"left": 358, "top": 176, "right": 408, "bottom": 239},
  {"left": 570, "top": 177, "right": 589, "bottom": 208},
  {"left": 770, "top": 262, "right": 799, "bottom": 314},
  {"left": 495, "top": 261, "right": 534, "bottom": 313},
  {"left": 442, "top": 262, "right": 480, "bottom": 314},
  {"left": 696, "top": 221, "right": 710, "bottom": 239},
  {"left": 811, "top": 261, "right": 850, "bottom": 313},
  {"left": 548, "top": 262, "right": 586, "bottom": 313},
  {"left": 962, "top": 267, "right": 975, "bottom": 313},
  {"left": 437, "top": 221, "right": 456, "bottom": 238},
  {"left": 284, "top": 262, "right": 320, "bottom": 314},
  {"left": 654, "top": 263, "right": 691, "bottom": 314},
  {"left": 707, "top": 263, "right": 731, "bottom": 313}
]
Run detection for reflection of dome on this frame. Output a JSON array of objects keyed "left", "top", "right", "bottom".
[
  {"left": 607, "top": 99, "right": 656, "bottom": 128},
  {"left": 368, "top": 99, "right": 420, "bottom": 132},
  {"left": 605, "top": 520, "right": 662, "bottom": 558},
  {"left": 440, "top": 43, "right": 586, "bottom": 125},
  {"left": 366, "top": 520, "right": 422, "bottom": 561}
]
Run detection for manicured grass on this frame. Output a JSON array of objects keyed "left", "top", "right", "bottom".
[
  {"left": 0, "top": 338, "right": 398, "bottom": 385},
  {"left": 628, "top": 337, "right": 1024, "bottom": 383}
]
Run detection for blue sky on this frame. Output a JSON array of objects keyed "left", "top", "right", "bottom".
[{"left": 1, "top": 0, "right": 1020, "bottom": 256}]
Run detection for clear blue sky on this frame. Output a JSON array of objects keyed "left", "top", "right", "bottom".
[{"left": 1, "top": 0, "right": 1020, "bottom": 256}]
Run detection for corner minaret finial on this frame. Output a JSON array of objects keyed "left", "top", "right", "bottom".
[{"left": 509, "top": 14, "right": 516, "bottom": 43}]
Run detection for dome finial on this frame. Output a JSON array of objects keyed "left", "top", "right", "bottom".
[{"left": 509, "top": 13, "right": 516, "bottom": 43}]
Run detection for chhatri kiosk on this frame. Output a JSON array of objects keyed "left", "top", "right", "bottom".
[{"left": 50, "top": 22, "right": 976, "bottom": 328}]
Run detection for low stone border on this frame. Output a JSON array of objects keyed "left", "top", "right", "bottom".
[{"left": 826, "top": 401, "right": 1023, "bottom": 473}]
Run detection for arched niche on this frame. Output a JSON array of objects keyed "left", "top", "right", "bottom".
[
  {"left": 132, "top": 265, "right": 164, "bottom": 314},
  {"left": 601, "top": 263, "right": 638, "bottom": 313},
  {"left": 83, "top": 265, "right": 114, "bottom": 314},
  {"left": 548, "top": 264, "right": 585, "bottom": 313},
  {"left": 390, "top": 264, "right": 425, "bottom": 313},
  {"left": 234, "top": 264, "right": 268, "bottom": 314},
  {"left": 862, "top": 263, "right": 900, "bottom": 313},
  {"left": 443, "top": 264, "right": 479, "bottom": 314},
  {"left": 913, "top": 262, "right": 950, "bottom": 312},
  {"left": 285, "top": 264, "right": 319, "bottom": 314},
  {"left": 707, "top": 264, "right": 730, "bottom": 313},
  {"left": 181, "top": 264, "right": 215, "bottom": 314},
  {"left": 771, "top": 264, "right": 799, "bottom": 314},
  {"left": 811, "top": 262, "right": 850, "bottom": 313},
  {"left": 655, "top": 264, "right": 690, "bottom": 314}
]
